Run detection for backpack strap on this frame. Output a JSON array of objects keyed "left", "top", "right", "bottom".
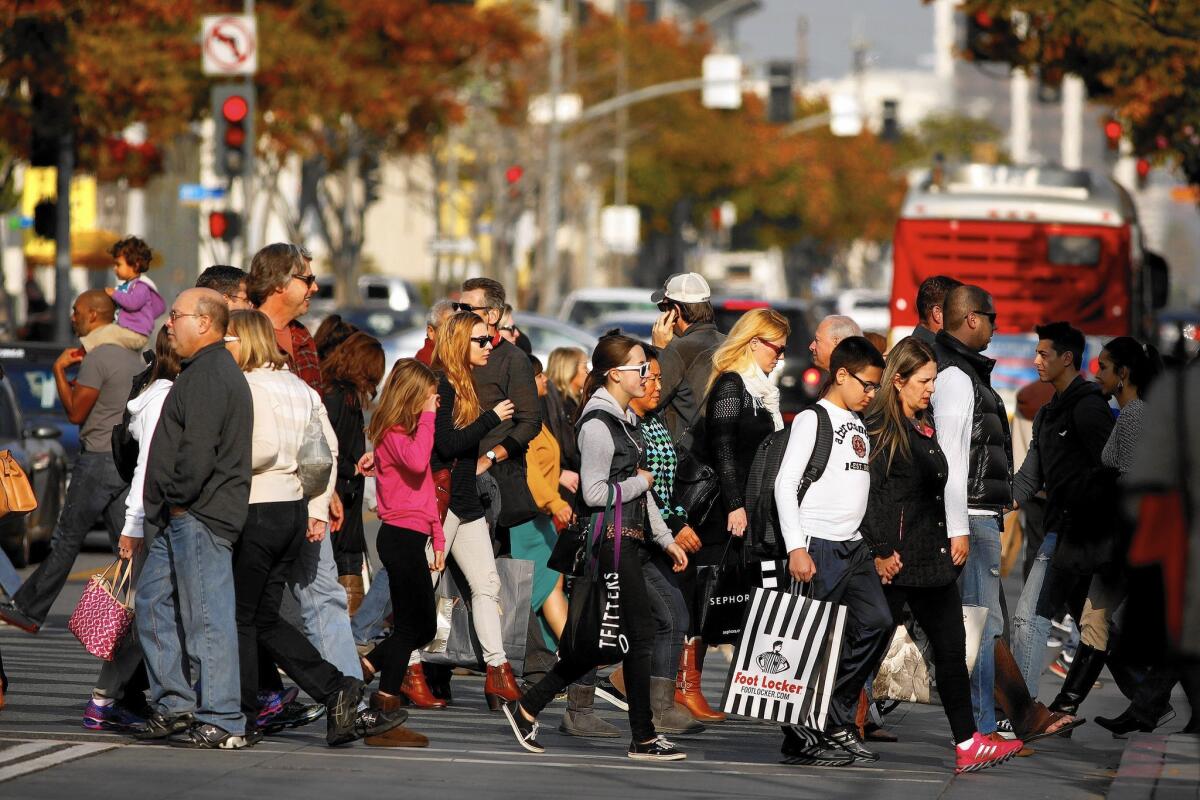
[{"left": 796, "top": 404, "right": 834, "bottom": 507}]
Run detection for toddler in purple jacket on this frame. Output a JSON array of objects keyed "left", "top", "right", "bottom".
[{"left": 101, "top": 236, "right": 165, "bottom": 351}]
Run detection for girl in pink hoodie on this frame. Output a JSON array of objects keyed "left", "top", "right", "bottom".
[{"left": 357, "top": 358, "right": 444, "bottom": 747}]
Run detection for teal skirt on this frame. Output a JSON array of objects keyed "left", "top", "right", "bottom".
[{"left": 510, "top": 514, "right": 560, "bottom": 650}]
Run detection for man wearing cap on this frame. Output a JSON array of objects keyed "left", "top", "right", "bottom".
[{"left": 651, "top": 273, "right": 726, "bottom": 440}]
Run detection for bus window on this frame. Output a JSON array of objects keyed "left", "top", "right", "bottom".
[{"left": 1048, "top": 235, "right": 1101, "bottom": 266}]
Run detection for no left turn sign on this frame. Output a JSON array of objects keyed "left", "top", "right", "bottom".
[{"left": 202, "top": 15, "right": 257, "bottom": 77}]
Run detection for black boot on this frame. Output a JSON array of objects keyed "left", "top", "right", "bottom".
[{"left": 1049, "top": 644, "right": 1105, "bottom": 716}]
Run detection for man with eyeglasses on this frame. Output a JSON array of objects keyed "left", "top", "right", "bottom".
[
  {"left": 139, "top": 288, "right": 256, "bottom": 748},
  {"left": 248, "top": 243, "right": 323, "bottom": 392},
  {"left": 0, "top": 291, "right": 143, "bottom": 637},
  {"left": 196, "top": 265, "right": 254, "bottom": 311},
  {"left": 930, "top": 284, "right": 1012, "bottom": 739}
]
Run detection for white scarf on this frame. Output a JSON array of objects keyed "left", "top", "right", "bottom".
[{"left": 739, "top": 363, "right": 783, "bottom": 432}]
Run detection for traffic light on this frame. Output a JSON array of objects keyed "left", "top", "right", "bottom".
[
  {"left": 1104, "top": 118, "right": 1123, "bottom": 151},
  {"left": 1136, "top": 158, "right": 1151, "bottom": 190},
  {"left": 212, "top": 84, "right": 255, "bottom": 179},
  {"left": 767, "top": 61, "right": 795, "bottom": 124},
  {"left": 208, "top": 210, "right": 241, "bottom": 243},
  {"left": 965, "top": 10, "right": 1020, "bottom": 62},
  {"left": 880, "top": 99, "right": 900, "bottom": 143},
  {"left": 32, "top": 199, "right": 56, "bottom": 239}
]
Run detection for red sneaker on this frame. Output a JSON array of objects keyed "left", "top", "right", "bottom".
[{"left": 955, "top": 732, "right": 1023, "bottom": 774}]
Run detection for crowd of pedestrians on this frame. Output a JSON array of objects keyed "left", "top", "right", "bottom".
[{"left": 0, "top": 238, "right": 1195, "bottom": 774}]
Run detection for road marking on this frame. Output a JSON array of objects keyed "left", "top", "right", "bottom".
[
  {"left": 0, "top": 742, "right": 59, "bottom": 765},
  {"left": 0, "top": 740, "right": 118, "bottom": 783}
]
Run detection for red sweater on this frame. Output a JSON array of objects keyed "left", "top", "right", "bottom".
[{"left": 375, "top": 411, "right": 445, "bottom": 551}]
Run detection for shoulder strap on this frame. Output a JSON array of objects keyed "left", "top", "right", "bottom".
[{"left": 795, "top": 404, "right": 834, "bottom": 508}]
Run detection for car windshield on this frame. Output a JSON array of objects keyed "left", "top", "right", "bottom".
[
  {"left": 4, "top": 362, "right": 65, "bottom": 415},
  {"left": 566, "top": 299, "right": 658, "bottom": 328},
  {"left": 342, "top": 309, "right": 419, "bottom": 338}
]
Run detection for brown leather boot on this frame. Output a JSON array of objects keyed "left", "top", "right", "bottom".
[
  {"left": 401, "top": 663, "right": 447, "bottom": 709},
  {"left": 674, "top": 638, "right": 726, "bottom": 723},
  {"left": 365, "top": 691, "right": 428, "bottom": 748},
  {"left": 484, "top": 662, "right": 522, "bottom": 711},
  {"left": 337, "top": 575, "right": 364, "bottom": 617}
]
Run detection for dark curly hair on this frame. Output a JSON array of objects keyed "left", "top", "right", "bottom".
[{"left": 109, "top": 236, "right": 153, "bottom": 273}]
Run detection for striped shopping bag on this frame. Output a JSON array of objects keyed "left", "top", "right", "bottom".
[{"left": 719, "top": 586, "right": 847, "bottom": 730}]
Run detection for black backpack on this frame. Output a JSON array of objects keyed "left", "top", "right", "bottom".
[{"left": 744, "top": 403, "right": 834, "bottom": 560}]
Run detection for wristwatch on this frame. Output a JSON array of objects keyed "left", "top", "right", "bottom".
[{"left": 486, "top": 450, "right": 498, "bottom": 464}]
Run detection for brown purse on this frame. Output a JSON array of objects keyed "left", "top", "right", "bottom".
[{"left": 0, "top": 450, "right": 37, "bottom": 517}]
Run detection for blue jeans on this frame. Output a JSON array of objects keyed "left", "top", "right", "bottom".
[
  {"left": 353, "top": 566, "right": 391, "bottom": 646},
  {"left": 641, "top": 551, "right": 689, "bottom": 678},
  {"left": 14, "top": 451, "right": 127, "bottom": 623},
  {"left": 288, "top": 532, "right": 362, "bottom": 680},
  {"left": 1011, "top": 532, "right": 1058, "bottom": 698},
  {"left": 139, "top": 512, "right": 244, "bottom": 733},
  {"left": 958, "top": 514, "right": 1003, "bottom": 734}
]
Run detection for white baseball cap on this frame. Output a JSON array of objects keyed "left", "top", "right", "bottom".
[{"left": 651, "top": 272, "right": 712, "bottom": 304}]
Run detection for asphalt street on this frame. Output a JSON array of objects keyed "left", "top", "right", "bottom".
[{"left": 0, "top": 523, "right": 1194, "bottom": 800}]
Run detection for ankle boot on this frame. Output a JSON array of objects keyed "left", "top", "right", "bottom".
[
  {"left": 675, "top": 638, "right": 726, "bottom": 723},
  {"left": 337, "top": 575, "right": 365, "bottom": 617},
  {"left": 559, "top": 683, "right": 620, "bottom": 738},
  {"left": 365, "top": 691, "right": 428, "bottom": 747},
  {"left": 651, "top": 676, "right": 704, "bottom": 735},
  {"left": 1049, "top": 644, "right": 1105, "bottom": 716},
  {"left": 484, "top": 662, "right": 522, "bottom": 711},
  {"left": 401, "top": 663, "right": 447, "bottom": 709}
]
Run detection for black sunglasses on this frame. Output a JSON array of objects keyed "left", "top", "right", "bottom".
[
  {"left": 973, "top": 309, "right": 998, "bottom": 325},
  {"left": 291, "top": 273, "right": 317, "bottom": 289},
  {"left": 469, "top": 335, "right": 494, "bottom": 349},
  {"left": 453, "top": 302, "right": 488, "bottom": 313}
]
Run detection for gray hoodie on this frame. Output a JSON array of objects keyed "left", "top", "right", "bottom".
[{"left": 578, "top": 387, "right": 674, "bottom": 551}]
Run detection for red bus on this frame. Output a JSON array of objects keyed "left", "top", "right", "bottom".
[{"left": 890, "top": 164, "right": 1167, "bottom": 398}]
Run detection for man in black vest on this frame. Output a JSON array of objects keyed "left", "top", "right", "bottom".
[
  {"left": 913, "top": 275, "right": 963, "bottom": 347},
  {"left": 931, "top": 284, "right": 1012, "bottom": 738}
]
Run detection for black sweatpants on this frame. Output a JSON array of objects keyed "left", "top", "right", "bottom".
[
  {"left": 365, "top": 525, "right": 437, "bottom": 695},
  {"left": 234, "top": 501, "right": 344, "bottom": 713},
  {"left": 884, "top": 581, "right": 976, "bottom": 743}
]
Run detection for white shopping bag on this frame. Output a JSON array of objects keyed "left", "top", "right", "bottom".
[{"left": 720, "top": 586, "right": 847, "bottom": 730}]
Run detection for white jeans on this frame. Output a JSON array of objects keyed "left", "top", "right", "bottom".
[{"left": 432, "top": 511, "right": 507, "bottom": 667}]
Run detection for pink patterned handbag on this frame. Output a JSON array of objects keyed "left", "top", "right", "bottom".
[{"left": 68, "top": 560, "right": 135, "bottom": 661}]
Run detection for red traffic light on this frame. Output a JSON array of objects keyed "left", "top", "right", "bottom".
[
  {"left": 1136, "top": 158, "right": 1151, "bottom": 178},
  {"left": 221, "top": 95, "right": 249, "bottom": 123},
  {"left": 209, "top": 211, "right": 229, "bottom": 239},
  {"left": 224, "top": 126, "right": 246, "bottom": 148},
  {"left": 505, "top": 165, "right": 523, "bottom": 185},
  {"left": 1104, "top": 119, "right": 1122, "bottom": 143}
]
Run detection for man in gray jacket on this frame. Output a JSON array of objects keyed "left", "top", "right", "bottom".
[{"left": 650, "top": 273, "right": 725, "bottom": 439}]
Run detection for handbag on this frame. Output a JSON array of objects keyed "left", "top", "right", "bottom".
[
  {"left": 0, "top": 450, "right": 37, "bottom": 517},
  {"left": 424, "top": 583, "right": 457, "bottom": 655},
  {"left": 297, "top": 403, "right": 334, "bottom": 499},
  {"left": 433, "top": 467, "right": 452, "bottom": 523},
  {"left": 491, "top": 459, "right": 538, "bottom": 527},
  {"left": 720, "top": 583, "right": 847, "bottom": 729},
  {"left": 673, "top": 440, "right": 719, "bottom": 529},
  {"left": 697, "top": 539, "right": 756, "bottom": 645},
  {"left": 548, "top": 486, "right": 614, "bottom": 576},
  {"left": 871, "top": 605, "right": 989, "bottom": 704},
  {"left": 558, "top": 485, "right": 630, "bottom": 667},
  {"left": 68, "top": 560, "right": 136, "bottom": 661}
]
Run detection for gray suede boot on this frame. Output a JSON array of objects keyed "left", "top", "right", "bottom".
[
  {"left": 559, "top": 683, "right": 620, "bottom": 738},
  {"left": 651, "top": 676, "right": 705, "bottom": 735}
]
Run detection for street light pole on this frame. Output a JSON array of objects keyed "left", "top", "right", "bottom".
[{"left": 539, "top": 0, "right": 564, "bottom": 313}]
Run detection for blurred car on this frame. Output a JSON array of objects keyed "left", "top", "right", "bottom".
[
  {"left": 308, "top": 275, "right": 424, "bottom": 319},
  {"left": 0, "top": 341, "right": 82, "bottom": 462},
  {"left": 711, "top": 297, "right": 821, "bottom": 420},
  {"left": 0, "top": 368, "right": 69, "bottom": 567},
  {"left": 836, "top": 289, "right": 891, "bottom": 334},
  {"left": 589, "top": 311, "right": 660, "bottom": 339},
  {"left": 560, "top": 287, "right": 658, "bottom": 330},
  {"left": 512, "top": 312, "right": 598, "bottom": 365}
]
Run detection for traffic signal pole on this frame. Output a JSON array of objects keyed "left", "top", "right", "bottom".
[
  {"left": 242, "top": 0, "right": 256, "bottom": 255},
  {"left": 53, "top": 128, "right": 73, "bottom": 342}
]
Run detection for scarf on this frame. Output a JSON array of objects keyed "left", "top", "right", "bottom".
[{"left": 739, "top": 363, "right": 783, "bottom": 432}]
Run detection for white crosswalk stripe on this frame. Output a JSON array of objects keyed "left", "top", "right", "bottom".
[{"left": 0, "top": 739, "right": 119, "bottom": 783}]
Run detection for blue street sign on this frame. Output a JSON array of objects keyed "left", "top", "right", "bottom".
[{"left": 178, "top": 184, "right": 227, "bottom": 203}]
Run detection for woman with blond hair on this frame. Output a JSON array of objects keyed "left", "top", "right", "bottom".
[
  {"left": 545, "top": 347, "right": 587, "bottom": 498},
  {"left": 224, "top": 310, "right": 405, "bottom": 746}
]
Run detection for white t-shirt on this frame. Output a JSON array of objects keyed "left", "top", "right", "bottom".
[{"left": 774, "top": 399, "right": 871, "bottom": 552}]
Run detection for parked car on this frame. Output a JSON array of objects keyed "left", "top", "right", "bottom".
[
  {"left": 711, "top": 297, "right": 821, "bottom": 420},
  {"left": 0, "top": 341, "right": 82, "bottom": 462},
  {"left": 836, "top": 289, "right": 891, "bottom": 335},
  {"left": 0, "top": 367, "right": 69, "bottom": 567},
  {"left": 560, "top": 287, "right": 658, "bottom": 330},
  {"left": 308, "top": 275, "right": 425, "bottom": 319},
  {"left": 588, "top": 311, "right": 660, "bottom": 339},
  {"left": 512, "top": 312, "right": 598, "bottom": 365}
]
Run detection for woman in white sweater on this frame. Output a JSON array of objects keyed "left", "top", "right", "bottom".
[{"left": 224, "top": 310, "right": 405, "bottom": 745}]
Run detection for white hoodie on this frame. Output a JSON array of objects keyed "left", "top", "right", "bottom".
[{"left": 121, "top": 379, "right": 173, "bottom": 539}]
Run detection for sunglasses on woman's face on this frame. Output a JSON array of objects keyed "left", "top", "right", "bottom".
[
  {"left": 469, "top": 335, "right": 494, "bottom": 349},
  {"left": 756, "top": 338, "right": 786, "bottom": 357},
  {"left": 611, "top": 362, "right": 650, "bottom": 379}
]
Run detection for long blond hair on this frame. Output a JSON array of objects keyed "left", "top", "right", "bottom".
[
  {"left": 431, "top": 311, "right": 483, "bottom": 428},
  {"left": 367, "top": 358, "right": 436, "bottom": 446},
  {"left": 228, "top": 310, "right": 288, "bottom": 372},
  {"left": 865, "top": 336, "right": 936, "bottom": 474},
  {"left": 547, "top": 347, "right": 586, "bottom": 402},
  {"left": 705, "top": 308, "right": 790, "bottom": 396}
]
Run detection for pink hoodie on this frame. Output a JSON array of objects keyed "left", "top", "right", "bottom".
[{"left": 374, "top": 411, "right": 445, "bottom": 552}]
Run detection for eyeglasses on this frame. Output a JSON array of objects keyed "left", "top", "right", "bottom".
[
  {"left": 291, "top": 273, "right": 318, "bottom": 289},
  {"left": 611, "top": 362, "right": 650, "bottom": 379},
  {"left": 223, "top": 335, "right": 239, "bottom": 343},
  {"left": 498, "top": 325, "right": 516, "bottom": 333},
  {"left": 453, "top": 302, "right": 488, "bottom": 313},
  {"left": 756, "top": 338, "right": 787, "bottom": 357},
  {"left": 973, "top": 309, "right": 998, "bottom": 325},
  {"left": 469, "top": 335, "right": 494, "bottom": 349},
  {"left": 656, "top": 301, "right": 674, "bottom": 313},
  {"left": 225, "top": 293, "right": 250, "bottom": 304},
  {"left": 848, "top": 372, "right": 882, "bottom": 394},
  {"left": 168, "top": 310, "right": 205, "bottom": 322}
]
